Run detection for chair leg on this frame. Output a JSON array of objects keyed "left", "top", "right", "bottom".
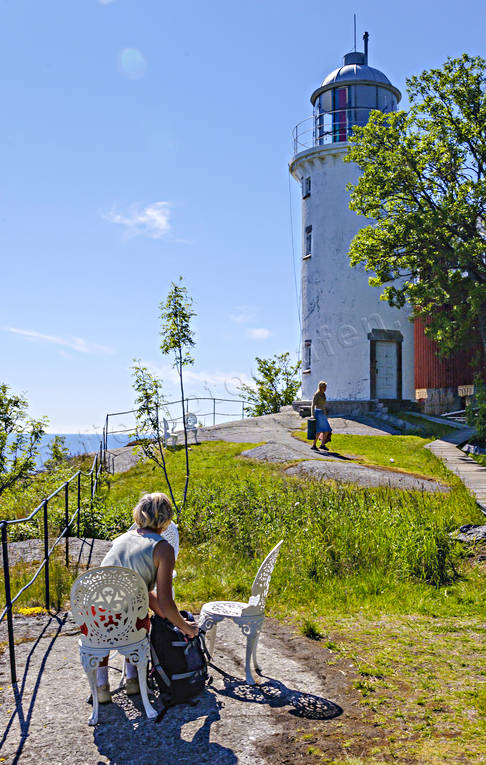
[
  {"left": 252, "top": 629, "right": 262, "bottom": 674},
  {"left": 86, "top": 668, "right": 99, "bottom": 726},
  {"left": 206, "top": 623, "right": 217, "bottom": 657},
  {"left": 136, "top": 659, "right": 157, "bottom": 720},
  {"left": 245, "top": 633, "right": 257, "bottom": 685}
]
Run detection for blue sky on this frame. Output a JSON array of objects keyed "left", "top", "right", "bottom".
[{"left": 1, "top": 0, "right": 485, "bottom": 432}]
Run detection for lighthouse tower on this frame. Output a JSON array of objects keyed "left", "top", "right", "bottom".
[{"left": 290, "top": 35, "right": 414, "bottom": 405}]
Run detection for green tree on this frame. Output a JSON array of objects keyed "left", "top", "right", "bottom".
[
  {"left": 131, "top": 361, "right": 179, "bottom": 516},
  {"left": 345, "top": 54, "right": 486, "bottom": 358},
  {"left": 160, "top": 278, "right": 196, "bottom": 510},
  {"left": 238, "top": 352, "right": 301, "bottom": 416},
  {"left": 43, "top": 435, "right": 70, "bottom": 471},
  {"left": 0, "top": 383, "right": 47, "bottom": 502}
]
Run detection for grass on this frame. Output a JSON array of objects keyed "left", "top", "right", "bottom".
[
  {"left": 472, "top": 453, "right": 486, "bottom": 468},
  {"left": 92, "top": 441, "right": 485, "bottom": 614},
  {"left": 300, "top": 618, "right": 324, "bottom": 640},
  {"left": 0, "top": 454, "right": 94, "bottom": 542},
  {"left": 0, "top": 553, "right": 81, "bottom": 612},
  {"left": 2, "top": 436, "right": 486, "bottom": 762},
  {"left": 292, "top": 429, "right": 453, "bottom": 483},
  {"left": 312, "top": 611, "right": 486, "bottom": 763},
  {"left": 395, "top": 411, "right": 458, "bottom": 440}
]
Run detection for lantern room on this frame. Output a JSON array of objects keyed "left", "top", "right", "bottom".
[{"left": 305, "top": 35, "right": 401, "bottom": 148}]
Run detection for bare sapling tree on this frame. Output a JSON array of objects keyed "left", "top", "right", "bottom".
[
  {"left": 0, "top": 382, "right": 47, "bottom": 503},
  {"left": 131, "top": 361, "right": 179, "bottom": 517},
  {"left": 160, "top": 278, "right": 196, "bottom": 511}
]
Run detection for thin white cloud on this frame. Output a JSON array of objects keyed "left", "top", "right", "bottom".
[
  {"left": 230, "top": 305, "right": 256, "bottom": 324},
  {"left": 98, "top": 0, "right": 115, "bottom": 4},
  {"left": 3, "top": 327, "right": 115, "bottom": 355},
  {"left": 247, "top": 328, "right": 271, "bottom": 340},
  {"left": 139, "top": 361, "right": 252, "bottom": 396},
  {"left": 102, "top": 201, "right": 171, "bottom": 240}
]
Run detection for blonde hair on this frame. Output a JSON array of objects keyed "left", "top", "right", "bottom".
[
  {"left": 133, "top": 492, "right": 173, "bottom": 530},
  {"left": 316, "top": 380, "right": 327, "bottom": 392}
]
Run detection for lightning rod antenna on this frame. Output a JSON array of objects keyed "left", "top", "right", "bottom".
[{"left": 353, "top": 14, "right": 357, "bottom": 51}]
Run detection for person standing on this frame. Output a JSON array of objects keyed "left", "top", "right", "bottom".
[{"left": 311, "top": 381, "right": 332, "bottom": 451}]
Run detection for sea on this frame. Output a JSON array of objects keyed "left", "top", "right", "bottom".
[{"left": 36, "top": 433, "right": 133, "bottom": 468}]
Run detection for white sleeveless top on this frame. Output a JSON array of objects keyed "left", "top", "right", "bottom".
[{"left": 101, "top": 522, "right": 179, "bottom": 592}]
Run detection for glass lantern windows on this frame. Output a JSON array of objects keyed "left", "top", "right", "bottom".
[
  {"left": 313, "top": 83, "right": 398, "bottom": 145},
  {"left": 332, "top": 87, "right": 348, "bottom": 142}
]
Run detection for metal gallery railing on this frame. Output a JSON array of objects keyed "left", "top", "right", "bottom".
[
  {"left": 0, "top": 445, "right": 103, "bottom": 684},
  {"left": 292, "top": 107, "right": 385, "bottom": 154}
]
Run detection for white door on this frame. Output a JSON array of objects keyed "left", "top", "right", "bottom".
[{"left": 375, "top": 341, "right": 398, "bottom": 399}]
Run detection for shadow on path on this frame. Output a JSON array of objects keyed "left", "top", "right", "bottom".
[
  {"left": 211, "top": 663, "right": 342, "bottom": 721},
  {"left": 94, "top": 688, "right": 237, "bottom": 765},
  {"left": 0, "top": 613, "right": 67, "bottom": 765}
]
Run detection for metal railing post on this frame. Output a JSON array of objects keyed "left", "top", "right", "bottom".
[
  {"left": 64, "top": 482, "right": 69, "bottom": 567},
  {"left": 213, "top": 398, "right": 216, "bottom": 426},
  {"left": 43, "top": 500, "right": 50, "bottom": 611},
  {"left": 90, "top": 469, "right": 94, "bottom": 507},
  {"left": 77, "top": 471, "right": 81, "bottom": 538},
  {"left": 1, "top": 522, "right": 17, "bottom": 684}
]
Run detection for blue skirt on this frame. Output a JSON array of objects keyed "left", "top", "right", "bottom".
[{"left": 314, "top": 408, "right": 331, "bottom": 433}]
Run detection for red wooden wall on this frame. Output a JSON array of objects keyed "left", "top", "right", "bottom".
[{"left": 414, "top": 318, "right": 484, "bottom": 389}]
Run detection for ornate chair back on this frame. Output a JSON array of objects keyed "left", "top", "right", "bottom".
[
  {"left": 161, "top": 520, "right": 179, "bottom": 560},
  {"left": 185, "top": 412, "right": 198, "bottom": 430},
  {"left": 242, "top": 540, "right": 283, "bottom": 616},
  {"left": 70, "top": 566, "right": 149, "bottom": 649}
]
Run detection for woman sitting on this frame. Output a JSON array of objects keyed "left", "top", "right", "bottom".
[{"left": 96, "top": 492, "right": 197, "bottom": 702}]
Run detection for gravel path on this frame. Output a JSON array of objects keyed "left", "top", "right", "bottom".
[{"left": 0, "top": 613, "right": 373, "bottom": 764}]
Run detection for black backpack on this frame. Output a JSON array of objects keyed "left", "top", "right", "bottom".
[{"left": 149, "top": 610, "right": 209, "bottom": 716}]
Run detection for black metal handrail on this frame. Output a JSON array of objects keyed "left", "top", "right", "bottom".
[
  {"left": 0, "top": 444, "right": 103, "bottom": 684},
  {"left": 0, "top": 395, "right": 246, "bottom": 685}
]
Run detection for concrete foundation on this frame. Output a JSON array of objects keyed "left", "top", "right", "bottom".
[{"left": 416, "top": 388, "right": 463, "bottom": 416}]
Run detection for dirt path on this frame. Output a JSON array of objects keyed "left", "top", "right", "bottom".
[{"left": 0, "top": 612, "right": 377, "bottom": 764}]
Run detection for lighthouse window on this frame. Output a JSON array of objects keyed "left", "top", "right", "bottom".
[
  {"left": 304, "top": 225, "right": 312, "bottom": 257},
  {"left": 304, "top": 340, "right": 311, "bottom": 371},
  {"left": 302, "top": 177, "right": 311, "bottom": 198}
]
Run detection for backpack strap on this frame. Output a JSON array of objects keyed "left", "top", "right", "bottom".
[
  {"left": 198, "top": 631, "right": 211, "bottom": 661},
  {"left": 150, "top": 643, "right": 171, "bottom": 688},
  {"left": 171, "top": 668, "right": 206, "bottom": 681}
]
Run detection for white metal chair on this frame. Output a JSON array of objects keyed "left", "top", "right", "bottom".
[
  {"left": 162, "top": 417, "right": 177, "bottom": 447},
  {"left": 185, "top": 412, "right": 198, "bottom": 442},
  {"left": 70, "top": 566, "right": 158, "bottom": 725},
  {"left": 199, "top": 540, "right": 283, "bottom": 685}
]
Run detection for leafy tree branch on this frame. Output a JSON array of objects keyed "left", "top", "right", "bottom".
[
  {"left": 345, "top": 54, "right": 486, "bottom": 358},
  {"left": 238, "top": 353, "right": 301, "bottom": 416},
  {"left": 0, "top": 383, "right": 47, "bottom": 502}
]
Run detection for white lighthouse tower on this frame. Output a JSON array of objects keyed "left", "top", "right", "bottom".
[{"left": 290, "top": 35, "right": 414, "bottom": 406}]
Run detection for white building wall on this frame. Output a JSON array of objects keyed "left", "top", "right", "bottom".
[{"left": 291, "top": 144, "right": 414, "bottom": 402}]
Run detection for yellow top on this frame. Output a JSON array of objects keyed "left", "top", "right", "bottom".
[{"left": 311, "top": 392, "right": 327, "bottom": 416}]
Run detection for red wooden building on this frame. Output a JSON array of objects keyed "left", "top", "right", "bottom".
[{"left": 414, "top": 318, "right": 485, "bottom": 414}]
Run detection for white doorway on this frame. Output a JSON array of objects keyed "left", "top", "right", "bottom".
[{"left": 375, "top": 341, "right": 398, "bottom": 399}]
